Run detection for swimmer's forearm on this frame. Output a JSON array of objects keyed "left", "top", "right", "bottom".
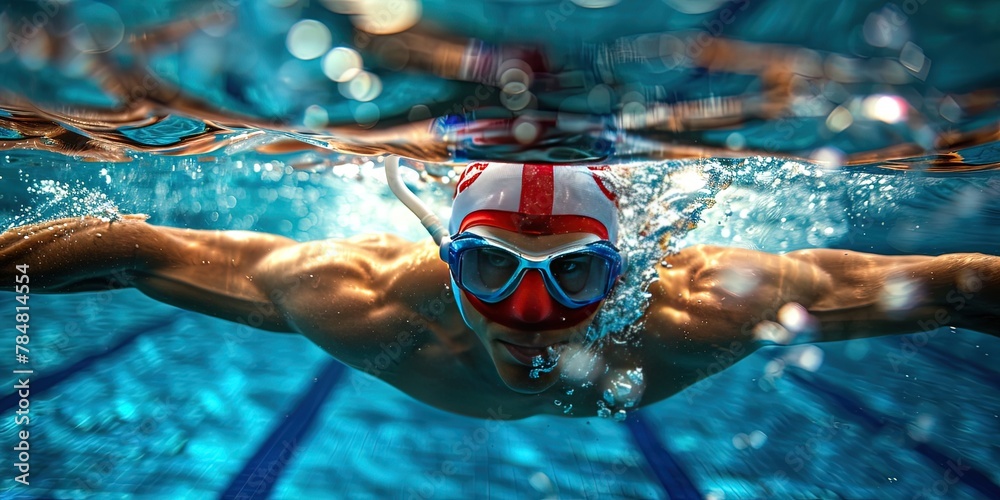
[
  {"left": 1, "top": 215, "right": 299, "bottom": 332},
  {"left": 807, "top": 252, "right": 999, "bottom": 340},
  {"left": 0, "top": 215, "right": 153, "bottom": 292}
]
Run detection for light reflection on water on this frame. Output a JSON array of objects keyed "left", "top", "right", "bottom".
[{"left": 1, "top": 0, "right": 999, "bottom": 168}]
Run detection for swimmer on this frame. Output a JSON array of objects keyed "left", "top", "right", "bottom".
[{"left": 2, "top": 162, "right": 997, "bottom": 418}]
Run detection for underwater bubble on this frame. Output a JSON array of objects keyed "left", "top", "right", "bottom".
[
  {"left": 862, "top": 11, "right": 895, "bottom": 48},
  {"left": 349, "top": 0, "right": 421, "bottom": 35},
  {"left": 899, "top": 42, "right": 928, "bottom": 76},
  {"left": 627, "top": 367, "right": 644, "bottom": 386},
  {"left": 844, "top": 339, "right": 870, "bottom": 361},
  {"left": 811, "top": 147, "right": 844, "bottom": 169},
  {"left": 303, "top": 105, "right": 329, "bottom": 130},
  {"left": 777, "top": 302, "right": 810, "bottom": 333},
  {"left": 501, "top": 89, "right": 532, "bottom": 111},
  {"left": 725, "top": 132, "right": 746, "bottom": 150},
  {"left": 341, "top": 71, "right": 382, "bottom": 102},
  {"left": 69, "top": 2, "right": 125, "bottom": 54},
  {"left": 560, "top": 345, "right": 601, "bottom": 384},
  {"left": 763, "top": 358, "right": 785, "bottom": 380},
  {"left": 529, "top": 472, "right": 555, "bottom": 494},
  {"left": 907, "top": 414, "right": 936, "bottom": 442},
  {"left": 753, "top": 321, "right": 792, "bottom": 345},
  {"left": 662, "top": 0, "right": 730, "bottom": 14},
  {"left": 587, "top": 85, "right": 613, "bottom": 113},
  {"left": 513, "top": 119, "right": 540, "bottom": 144},
  {"left": 879, "top": 275, "right": 921, "bottom": 312},
  {"left": 407, "top": 104, "right": 432, "bottom": 122},
  {"left": 353, "top": 102, "right": 380, "bottom": 128},
  {"left": 718, "top": 267, "right": 760, "bottom": 297},
  {"left": 957, "top": 268, "right": 984, "bottom": 294},
  {"left": 706, "top": 490, "right": 726, "bottom": 500},
  {"left": 572, "top": 0, "right": 621, "bottom": 7},
  {"left": 286, "top": 19, "right": 332, "bottom": 60},
  {"left": 602, "top": 389, "right": 615, "bottom": 406},
  {"left": 732, "top": 433, "right": 750, "bottom": 450},
  {"left": 862, "top": 95, "right": 907, "bottom": 124},
  {"left": 748, "top": 430, "right": 767, "bottom": 449},
  {"left": 939, "top": 96, "right": 962, "bottom": 122},
  {"left": 787, "top": 345, "right": 824, "bottom": 372},
  {"left": 323, "top": 47, "right": 363, "bottom": 82},
  {"left": 825, "top": 106, "right": 853, "bottom": 133}
]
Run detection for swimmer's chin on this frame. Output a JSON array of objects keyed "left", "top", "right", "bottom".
[{"left": 488, "top": 342, "right": 562, "bottom": 394}]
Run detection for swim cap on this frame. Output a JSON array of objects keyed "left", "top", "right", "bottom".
[
  {"left": 450, "top": 162, "right": 619, "bottom": 243},
  {"left": 449, "top": 162, "right": 619, "bottom": 330}
]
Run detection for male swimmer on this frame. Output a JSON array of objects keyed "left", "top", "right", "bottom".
[{"left": 1, "top": 162, "right": 997, "bottom": 418}]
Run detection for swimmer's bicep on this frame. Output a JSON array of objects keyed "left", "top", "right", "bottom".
[
  {"left": 261, "top": 238, "right": 445, "bottom": 366},
  {"left": 130, "top": 226, "right": 300, "bottom": 332}
]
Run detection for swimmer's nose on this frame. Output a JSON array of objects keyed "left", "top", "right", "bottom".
[{"left": 506, "top": 270, "right": 555, "bottom": 324}]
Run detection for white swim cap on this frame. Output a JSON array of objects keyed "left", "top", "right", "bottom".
[{"left": 449, "top": 162, "right": 619, "bottom": 242}]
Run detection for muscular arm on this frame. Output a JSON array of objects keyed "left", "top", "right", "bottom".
[
  {"left": 0, "top": 216, "right": 452, "bottom": 355},
  {"left": 1, "top": 215, "right": 300, "bottom": 331},
  {"left": 649, "top": 245, "right": 999, "bottom": 347}
]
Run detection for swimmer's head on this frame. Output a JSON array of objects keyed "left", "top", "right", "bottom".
[{"left": 446, "top": 162, "right": 622, "bottom": 393}]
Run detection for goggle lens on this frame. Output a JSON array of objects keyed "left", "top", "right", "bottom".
[
  {"left": 451, "top": 236, "right": 621, "bottom": 307},
  {"left": 551, "top": 252, "right": 611, "bottom": 301}
]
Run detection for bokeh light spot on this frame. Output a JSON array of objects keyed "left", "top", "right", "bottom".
[{"left": 286, "top": 19, "right": 332, "bottom": 60}]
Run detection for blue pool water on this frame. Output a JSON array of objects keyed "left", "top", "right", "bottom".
[
  {"left": 2, "top": 151, "right": 999, "bottom": 499},
  {"left": 3, "top": 0, "right": 1000, "bottom": 498}
]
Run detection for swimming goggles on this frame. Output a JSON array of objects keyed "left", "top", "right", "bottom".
[{"left": 446, "top": 229, "right": 625, "bottom": 308}]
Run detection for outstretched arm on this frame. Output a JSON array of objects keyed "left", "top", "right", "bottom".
[
  {"left": 649, "top": 245, "right": 999, "bottom": 346},
  {"left": 1, "top": 215, "right": 455, "bottom": 370},
  {"left": 1, "top": 215, "right": 299, "bottom": 331}
]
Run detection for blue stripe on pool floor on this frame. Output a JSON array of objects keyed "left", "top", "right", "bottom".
[
  {"left": 0, "top": 316, "right": 180, "bottom": 414},
  {"left": 219, "top": 359, "right": 346, "bottom": 500},
  {"left": 625, "top": 413, "right": 702, "bottom": 500},
  {"left": 787, "top": 370, "right": 1000, "bottom": 499},
  {"left": 922, "top": 341, "right": 1000, "bottom": 392}
]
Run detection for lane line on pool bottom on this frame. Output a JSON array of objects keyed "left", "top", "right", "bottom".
[
  {"left": 625, "top": 413, "right": 702, "bottom": 500},
  {"left": 0, "top": 316, "right": 180, "bottom": 414},
  {"left": 219, "top": 359, "right": 346, "bottom": 500},
  {"left": 788, "top": 370, "right": 1000, "bottom": 499}
]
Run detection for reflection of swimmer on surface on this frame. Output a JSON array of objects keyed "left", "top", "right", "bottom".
[{"left": 2, "top": 162, "right": 998, "bottom": 419}]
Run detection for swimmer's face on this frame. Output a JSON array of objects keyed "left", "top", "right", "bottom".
[{"left": 457, "top": 227, "right": 602, "bottom": 394}]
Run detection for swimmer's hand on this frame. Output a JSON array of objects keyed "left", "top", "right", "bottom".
[{"left": 1, "top": 215, "right": 154, "bottom": 291}]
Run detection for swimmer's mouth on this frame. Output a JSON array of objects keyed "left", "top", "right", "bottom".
[{"left": 498, "top": 340, "right": 568, "bottom": 366}]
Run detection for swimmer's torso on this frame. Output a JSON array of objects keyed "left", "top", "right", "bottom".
[{"left": 260, "top": 238, "right": 758, "bottom": 419}]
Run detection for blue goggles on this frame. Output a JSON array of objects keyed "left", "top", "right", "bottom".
[{"left": 445, "top": 230, "right": 626, "bottom": 309}]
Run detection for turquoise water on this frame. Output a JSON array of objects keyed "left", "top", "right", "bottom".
[
  {"left": 3, "top": 0, "right": 1000, "bottom": 498},
  {"left": 2, "top": 151, "right": 999, "bottom": 498}
]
